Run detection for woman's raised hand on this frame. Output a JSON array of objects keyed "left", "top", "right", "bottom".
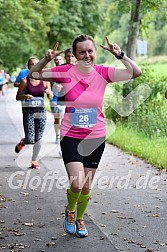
[{"left": 100, "top": 36, "right": 121, "bottom": 57}]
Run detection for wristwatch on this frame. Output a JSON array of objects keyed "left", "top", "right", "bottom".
[{"left": 115, "top": 49, "right": 125, "bottom": 59}]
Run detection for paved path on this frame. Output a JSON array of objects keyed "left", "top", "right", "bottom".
[{"left": 0, "top": 88, "right": 167, "bottom": 252}]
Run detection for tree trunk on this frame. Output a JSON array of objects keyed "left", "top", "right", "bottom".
[{"left": 126, "top": 0, "right": 141, "bottom": 60}]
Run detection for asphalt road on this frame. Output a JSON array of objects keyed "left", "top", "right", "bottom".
[{"left": 0, "top": 87, "right": 167, "bottom": 252}]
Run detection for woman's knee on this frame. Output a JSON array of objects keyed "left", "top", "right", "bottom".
[
  {"left": 81, "top": 186, "right": 91, "bottom": 195},
  {"left": 70, "top": 180, "right": 91, "bottom": 194},
  {"left": 69, "top": 179, "right": 83, "bottom": 193}
]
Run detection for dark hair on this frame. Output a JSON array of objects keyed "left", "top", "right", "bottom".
[
  {"left": 72, "top": 34, "right": 96, "bottom": 56},
  {"left": 27, "top": 57, "right": 39, "bottom": 69},
  {"left": 64, "top": 48, "right": 73, "bottom": 57}
]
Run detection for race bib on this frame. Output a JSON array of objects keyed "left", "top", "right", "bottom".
[
  {"left": 70, "top": 108, "right": 97, "bottom": 128},
  {"left": 28, "top": 97, "right": 44, "bottom": 107}
]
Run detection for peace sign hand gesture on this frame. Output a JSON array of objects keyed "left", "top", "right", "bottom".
[
  {"left": 100, "top": 36, "right": 121, "bottom": 57},
  {"left": 45, "top": 42, "right": 64, "bottom": 61}
]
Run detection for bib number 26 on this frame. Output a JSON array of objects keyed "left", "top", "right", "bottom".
[
  {"left": 70, "top": 108, "right": 97, "bottom": 128},
  {"left": 79, "top": 114, "right": 89, "bottom": 123}
]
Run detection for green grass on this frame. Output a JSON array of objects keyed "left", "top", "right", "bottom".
[
  {"left": 106, "top": 124, "right": 167, "bottom": 169},
  {"left": 137, "top": 55, "right": 167, "bottom": 65},
  {"left": 137, "top": 55, "right": 167, "bottom": 77},
  {"left": 150, "top": 63, "right": 167, "bottom": 78}
]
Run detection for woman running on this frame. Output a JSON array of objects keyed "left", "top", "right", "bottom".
[
  {"left": 28, "top": 35, "right": 142, "bottom": 236},
  {"left": 15, "top": 57, "right": 53, "bottom": 169}
]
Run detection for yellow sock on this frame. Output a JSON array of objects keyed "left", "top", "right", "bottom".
[
  {"left": 76, "top": 191, "right": 91, "bottom": 220},
  {"left": 67, "top": 188, "right": 81, "bottom": 212}
]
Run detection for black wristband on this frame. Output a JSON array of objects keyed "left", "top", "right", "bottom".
[{"left": 115, "top": 49, "right": 125, "bottom": 59}]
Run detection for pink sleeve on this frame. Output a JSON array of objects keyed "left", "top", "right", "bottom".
[{"left": 95, "top": 65, "right": 115, "bottom": 83}]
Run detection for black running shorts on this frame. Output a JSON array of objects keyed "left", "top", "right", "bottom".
[{"left": 60, "top": 136, "right": 105, "bottom": 168}]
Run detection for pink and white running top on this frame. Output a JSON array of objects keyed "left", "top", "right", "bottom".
[{"left": 51, "top": 64, "right": 115, "bottom": 139}]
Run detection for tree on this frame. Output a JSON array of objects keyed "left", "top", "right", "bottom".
[
  {"left": 0, "top": 0, "right": 58, "bottom": 71},
  {"left": 96, "top": 0, "right": 167, "bottom": 61},
  {"left": 126, "top": 0, "right": 167, "bottom": 59},
  {"left": 126, "top": 0, "right": 141, "bottom": 60},
  {"left": 47, "top": 0, "right": 103, "bottom": 49}
]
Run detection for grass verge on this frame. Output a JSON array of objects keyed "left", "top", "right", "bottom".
[{"left": 106, "top": 123, "right": 167, "bottom": 170}]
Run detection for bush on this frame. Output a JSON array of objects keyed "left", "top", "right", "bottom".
[{"left": 104, "top": 64, "right": 167, "bottom": 138}]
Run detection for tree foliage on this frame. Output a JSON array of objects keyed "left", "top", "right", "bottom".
[
  {"left": 47, "top": 0, "right": 103, "bottom": 49},
  {"left": 0, "top": 0, "right": 58, "bottom": 71},
  {"left": 1, "top": 0, "right": 167, "bottom": 73},
  {"left": 96, "top": 0, "right": 167, "bottom": 60},
  {"left": 0, "top": 0, "right": 102, "bottom": 72}
]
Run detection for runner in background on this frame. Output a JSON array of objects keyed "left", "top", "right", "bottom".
[
  {"left": 10, "top": 74, "right": 16, "bottom": 85},
  {"left": 15, "top": 57, "right": 53, "bottom": 169},
  {"left": 14, "top": 68, "right": 29, "bottom": 88},
  {"left": 50, "top": 55, "right": 64, "bottom": 144},
  {"left": 50, "top": 50, "right": 76, "bottom": 144},
  {"left": 0, "top": 70, "right": 10, "bottom": 96}
]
